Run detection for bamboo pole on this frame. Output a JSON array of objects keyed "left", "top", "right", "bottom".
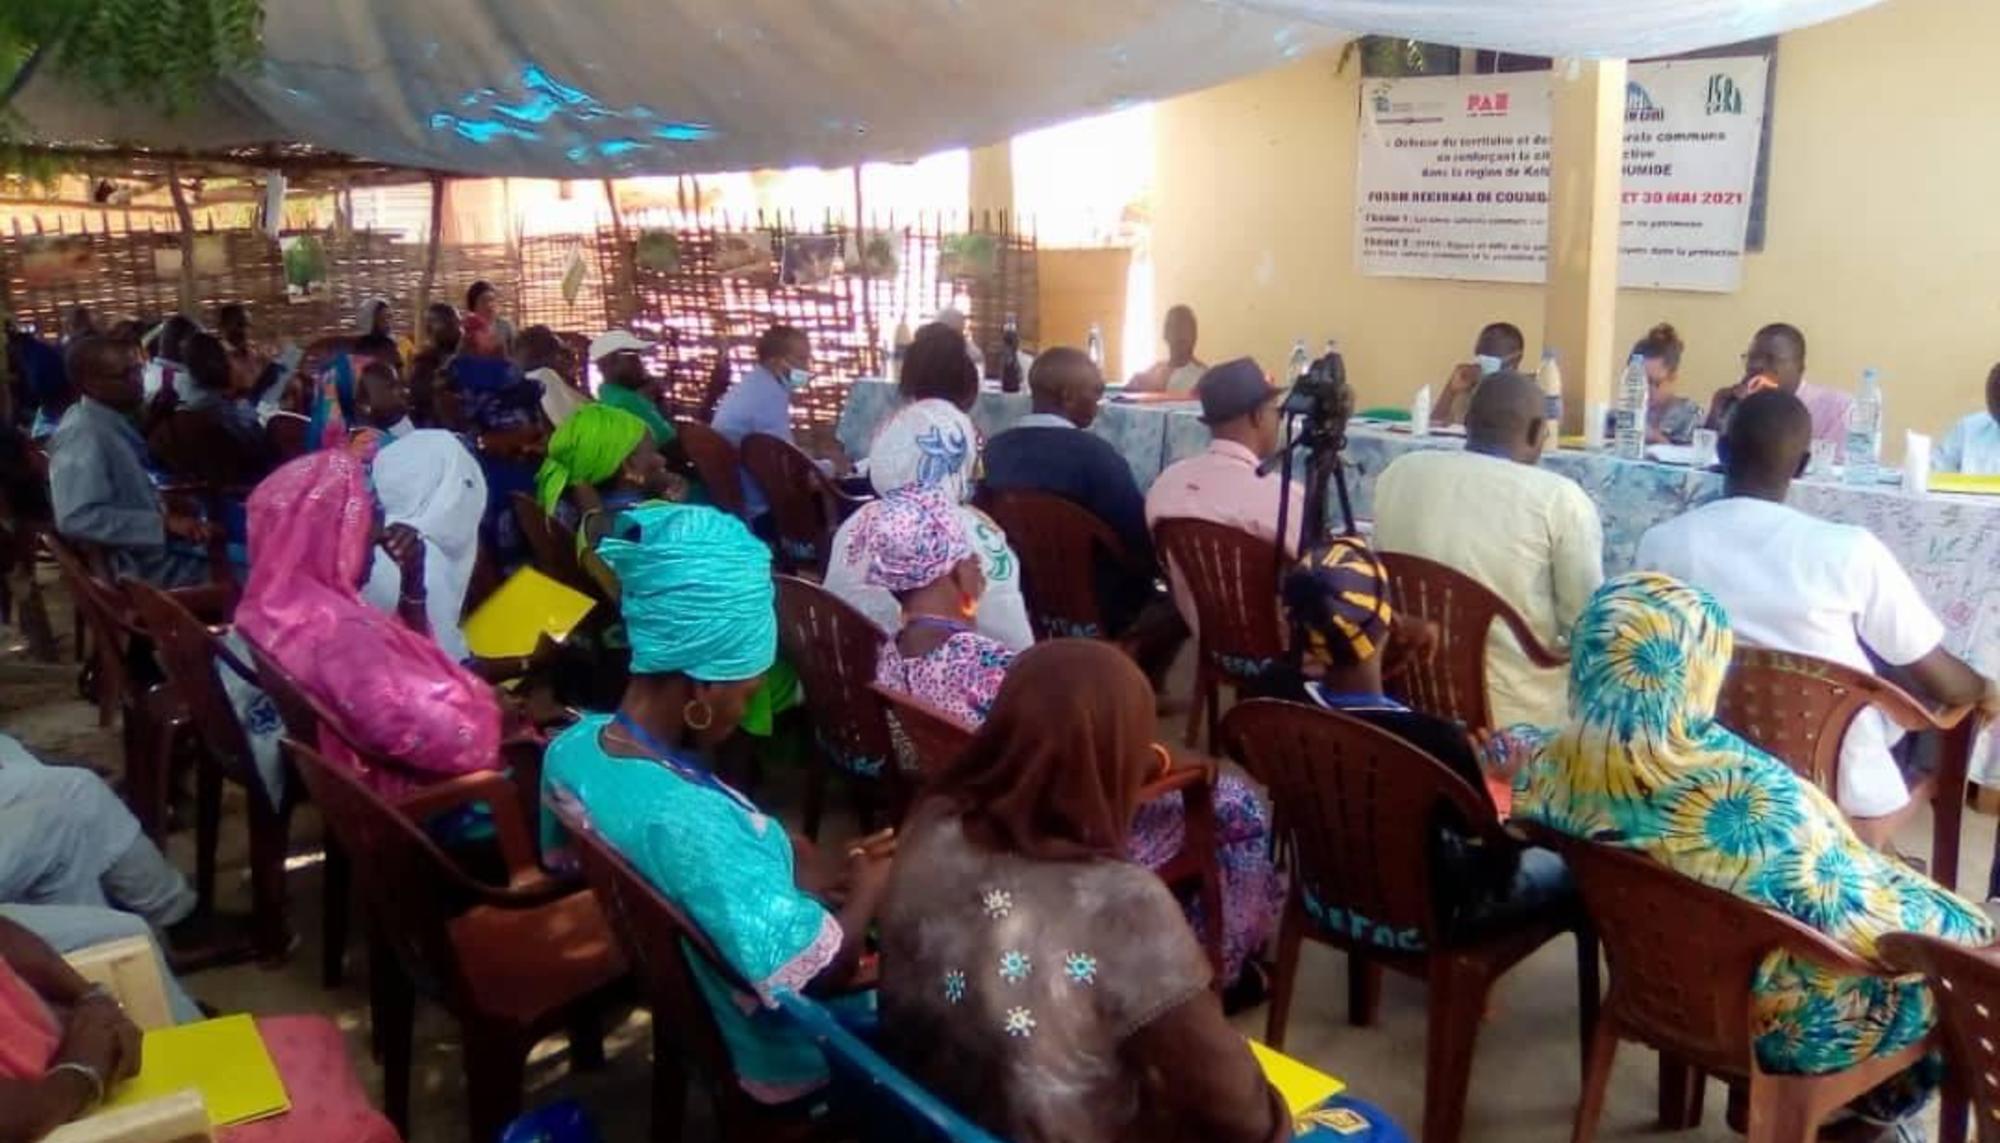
[
  {"left": 601, "top": 176, "right": 632, "bottom": 326},
  {"left": 165, "top": 161, "right": 197, "bottom": 315},
  {"left": 415, "top": 174, "right": 446, "bottom": 334}
]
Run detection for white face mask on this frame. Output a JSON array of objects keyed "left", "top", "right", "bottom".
[
  {"left": 786, "top": 367, "right": 813, "bottom": 391},
  {"left": 1475, "top": 354, "right": 1504, "bottom": 378}
]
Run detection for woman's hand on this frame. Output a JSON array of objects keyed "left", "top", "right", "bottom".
[
  {"left": 56, "top": 992, "right": 139, "bottom": 1084},
  {"left": 381, "top": 524, "right": 426, "bottom": 596},
  {"left": 1472, "top": 727, "right": 1535, "bottom": 783}
]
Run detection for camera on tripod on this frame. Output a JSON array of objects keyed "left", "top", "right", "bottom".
[{"left": 1279, "top": 349, "right": 1355, "bottom": 439}]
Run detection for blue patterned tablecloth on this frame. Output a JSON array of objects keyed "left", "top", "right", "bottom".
[{"left": 840, "top": 380, "right": 2000, "bottom": 779}]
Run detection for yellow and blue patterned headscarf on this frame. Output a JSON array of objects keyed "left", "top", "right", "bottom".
[
  {"left": 596, "top": 502, "right": 775, "bottom": 682},
  {"left": 1283, "top": 535, "right": 1395, "bottom": 668}
]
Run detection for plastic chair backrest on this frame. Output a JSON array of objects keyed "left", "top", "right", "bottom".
[
  {"left": 1879, "top": 931, "right": 2000, "bottom": 1140},
  {"left": 1521, "top": 823, "right": 1876, "bottom": 1078},
  {"left": 123, "top": 581, "right": 265, "bottom": 800},
  {"left": 741, "top": 433, "right": 840, "bottom": 575},
  {"left": 1715, "top": 647, "right": 1955, "bottom": 793},
  {"left": 674, "top": 420, "right": 748, "bottom": 520},
  {"left": 982, "top": 489, "right": 1143, "bottom": 641},
  {"left": 240, "top": 638, "right": 322, "bottom": 743},
  {"left": 871, "top": 683, "right": 975, "bottom": 780},
  {"left": 43, "top": 533, "right": 142, "bottom": 715},
  {"left": 774, "top": 991, "right": 1005, "bottom": 1143},
  {"left": 774, "top": 576, "right": 899, "bottom": 780},
  {"left": 1219, "top": 699, "right": 1499, "bottom": 951},
  {"left": 1151, "top": 517, "right": 1285, "bottom": 683},
  {"left": 1379, "top": 550, "right": 1567, "bottom": 733}
]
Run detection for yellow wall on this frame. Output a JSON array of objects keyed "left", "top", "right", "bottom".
[{"left": 1152, "top": 0, "right": 2000, "bottom": 448}]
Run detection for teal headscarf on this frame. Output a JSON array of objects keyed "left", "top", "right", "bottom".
[{"left": 596, "top": 502, "right": 776, "bottom": 682}]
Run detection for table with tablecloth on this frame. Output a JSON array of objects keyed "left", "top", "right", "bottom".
[{"left": 839, "top": 378, "right": 2000, "bottom": 779}]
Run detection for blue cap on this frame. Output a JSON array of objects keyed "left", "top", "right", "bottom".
[{"left": 1197, "top": 357, "right": 1278, "bottom": 424}]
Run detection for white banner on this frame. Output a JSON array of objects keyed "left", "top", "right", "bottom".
[{"left": 1355, "top": 57, "right": 1770, "bottom": 293}]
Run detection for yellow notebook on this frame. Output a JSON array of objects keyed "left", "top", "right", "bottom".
[
  {"left": 461, "top": 567, "right": 598, "bottom": 659},
  {"left": 103, "top": 1014, "right": 289, "bottom": 1127},
  {"left": 1930, "top": 472, "right": 2000, "bottom": 496},
  {"left": 1248, "top": 1039, "right": 1346, "bottom": 1117}
]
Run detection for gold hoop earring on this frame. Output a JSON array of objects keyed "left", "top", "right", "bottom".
[{"left": 683, "top": 699, "right": 714, "bottom": 732}]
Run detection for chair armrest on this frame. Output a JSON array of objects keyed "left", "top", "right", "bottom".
[
  {"left": 392, "top": 770, "right": 542, "bottom": 886},
  {"left": 43, "top": 1090, "right": 211, "bottom": 1143},
  {"left": 165, "top": 584, "right": 234, "bottom": 624},
  {"left": 63, "top": 936, "right": 175, "bottom": 1031},
  {"left": 1494, "top": 605, "right": 1569, "bottom": 669}
]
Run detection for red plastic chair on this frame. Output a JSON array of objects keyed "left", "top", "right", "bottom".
[
  {"left": 983, "top": 488, "right": 1151, "bottom": 641},
  {"left": 1152, "top": 517, "right": 1287, "bottom": 748},
  {"left": 774, "top": 576, "right": 905, "bottom": 837},
  {"left": 1379, "top": 551, "right": 1568, "bottom": 733},
  {"left": 675, "top": 419, "right": 749, "bottom": 520},
  {"left": 742, "top": 433, "right": 859, "bottom": 578},
  {"left": 1879, "top": 932, "right": 2000, "bottom": 1143}
]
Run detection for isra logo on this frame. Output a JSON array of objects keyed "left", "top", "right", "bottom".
[
  {"left": 1464, "top": 91, "right": 1510, "bottom": 116},
  {"left": 1371, "top": 83, "right": 1393, "bottom": 116},
  {"left": 1705, "top": 74, "right": 1745, "bottom": 115}
]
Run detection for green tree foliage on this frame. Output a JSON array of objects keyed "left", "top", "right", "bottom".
[{"left": 0, "top": 0, "right": 263, "bottom": 115}]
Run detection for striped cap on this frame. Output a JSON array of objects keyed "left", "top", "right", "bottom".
[{"left": 1283, "top": 535, "right": 1395, "bottom": 668}]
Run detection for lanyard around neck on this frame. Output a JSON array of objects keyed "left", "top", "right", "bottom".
[{"left": 610, "top": 712, "right": 755, "bottom": 812}]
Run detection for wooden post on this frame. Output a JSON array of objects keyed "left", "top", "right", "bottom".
[
  {"left": 415, "top": 174, "right": 446, "bottom": 334},
  {"left": 165, "top": 161, "right": 197, "bottom": 316},
  {"left": 601, "top": 176, "right": 631, "bottom": 326},
  {"left": 1542, "top": 58, "right": 1628, "bottom": 435}
]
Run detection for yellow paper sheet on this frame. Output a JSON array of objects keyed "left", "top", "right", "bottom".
[
  {"left": 1929, "top": 472, "right": 2000, "bottom": 496},
  {"left": 1248, "top": 1039, "right": 1346, "bottom": 1117},
  {"left": 104, "top": 1014, "right": 289, "bottom": 1127},
  {"left": 461, "top": 566, "right": 597, "bottom": 659}
]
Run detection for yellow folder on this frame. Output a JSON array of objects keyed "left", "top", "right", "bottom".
[
  {"left": 1248, "top": 1039, "right": 1346, "bottom": 1118},
  {"left": 461, "top": 566, "right": 598, "bottom": 659},
  {"left": 103, "top": 1014, "right": 289, "bottom": 1127},
  {"left": 1930, "top": 472, "right": 2000, "bottom": 496}
]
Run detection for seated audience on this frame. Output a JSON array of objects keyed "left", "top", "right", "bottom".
[
  {"left": 985, "top": 347, "right": 1186, "bottom": 674},
  {"left": 462, "top": 280, "right": 513, "bottom": 357},
  {"left": 140, "top": 315, "right": 196, "bottom": 405},
  {"left": 48, "top": 336, "right": 216, "bottom": 588},
  {"left": 0, "top": 915, "right": 399, "bottom": 1143},
  {"left": 1635, "top": 391, "right": 1999, "bottom": 844},
  {"left": 894, "top": 322, "right": 981, "bottom": 412},
  {"left": 1513, "top": 572, "right": 1993, "bottom": 1139},
  {"left": 349, "top": 361, "right": 415, "bottom": 458},
  {"left": 880, "top": 639, "right": 1287, "bottom": 1143},
  {"left": 407, "top": 302, "right": 461, "bottom": 428},
  {"left": 826, "top": 399, "right": 1033, "bottom": 651},
  {"left": 7, "top": 325, "right": 73, "bottom": 439},
  {"left": 59, "top": 305, "right": 95, "bottom": 346},
  {"left": 1705, "top": 322, "right": 1852, "bottom": 455},
  {"left": 536, "top": 404, "right": 676, "bottom": 546},
  {"left": 929, "top": 307, "right": 985, "bottom": 376},
  {"left": 236, "top": 451, "right": 502, "bottom": 800},
  {"left": 1630, "top": 322, "right": 1701, "bottom": 446},
  {"left": 1431, "top": 321, "right": 1525, "bottom": 427},
  {"left": 1146, "top": 358, "right": 1305, "bottom": 629},
  {"left": 542, "top": 503, "right": 888, "bottom": 1106},
  {"left": 589, "top": 329, "right": 677, "bottom": 445},
  {"left": 1125, "top": 304, "right": 1206, "bottom": 393},
  {"left": 1935, "top": 362, "right": 2000, "bottom": 475},
  {"left": 147, "top": 331, "right": 272, "bottom": 486},
  {"left": 712, "top": 323, "right": 815, "bottom": 527},
  {"left": 440, "top": 336, "right": 547, "bottom": 562},
  {"left": 865, "top": 488, "right": 1281, "bottom": 984},
  {"left": 360, "top": 431, "right": 488, "bottom": 665},
  {"left": 514, "top": 325, "right": 588, "bottom": 430},
  {"left": 216, "top": 303, "right": 270, "bottom": 398},
  {"left": 1373, "top": 370, "right": 1602, "bottom": 727}
]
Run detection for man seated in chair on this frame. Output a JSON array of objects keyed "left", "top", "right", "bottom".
[
  {"left": 984, "top": 348, "right": 1186, "bottom": 681},
  {"left": 1636, "top": 390, "right": 2000, "bottom": 848},
  {"left": 145, "top": 330, "right": 274, "bottom": 489},
  {"left": 1372, "top": 370, "right": 1603, "bottom": 728},
  {"left": 48, "top": 336, "right": 219, "bottom": 589}
]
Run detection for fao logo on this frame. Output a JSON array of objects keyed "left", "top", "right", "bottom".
[{"left": 1464, "top": 92, "right": 1510, "bottom": 116}]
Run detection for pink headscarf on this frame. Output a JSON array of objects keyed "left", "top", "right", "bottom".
[{"left": 237, "top": 451, "right": 501, "bottom": 799}]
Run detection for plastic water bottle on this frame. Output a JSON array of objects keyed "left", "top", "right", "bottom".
[
  {"left": 1845, "top": 368, "right": 1883, "bottom": 485},
  {"left": 1287, "top": 337, "right": 1311, "bottom": 381},
  {"left": 1614, "top": 354, "right": 1648, "bottom": 461},
  {"left": 1538, "top": 349, "right": 1564, "bottom": 440},
  {"left": 1085, "top": 322, "right": 1104, "bottom": 367}
]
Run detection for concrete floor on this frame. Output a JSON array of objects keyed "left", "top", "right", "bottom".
[{"left": 2, "top": 584, "right": 1988, "bottom": 1142}]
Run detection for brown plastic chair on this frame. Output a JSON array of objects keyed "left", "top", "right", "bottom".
[
  {"left": 872, "top": 683, "right": 1229, "bottom": 978},
  {"left": 551, "top": 798, "right": 829, "bottom": 1143},
  {"left": 1220, "top": 699, "right": 1597, "bottom": 1143},
  {"left": 509, "top": 491, "right": 596, "bottom": 596},
  {"left": 1526, "top": 825, "right": 1959, "bottom": 1143},
  {"left": 287, "top": 739, "right": 626, "bottom": 1143},
  {"left": 983, "top": 489, "right": 1151, "bottom": 641},
  {"left": 774, "top": 576, "right": 904, "bottom": 837},
  {"left": 742, "top": 433, "right": 856, "bottom": 577},
  {"left": 1879, "top": 932, "right": 1997, "bottom": 1143},
  {"left": 675, "top": 419, "right": 749, "bottom": 520},
  {"left": 1379, "top": 551, "right": 1569, "bottom": 733},
  {"left": 1715, "top": 647, "right": 1977, "bottom": 890},
  {"left": 124, "top": 583, "right": 291, "bottom": 962},
  {"left": 1152, "top": 517, "right": 1287, "bottom": 748}
]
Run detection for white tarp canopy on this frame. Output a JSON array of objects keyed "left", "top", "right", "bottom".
[{"left": 8, "top": 0, "right": 1883, "bottom": 177}]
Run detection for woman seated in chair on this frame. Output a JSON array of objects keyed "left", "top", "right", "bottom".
[
  {"left": 825, "top": 395, "right": 1033, "bottom": 651},
  {"left": 539, "top": 503, "right": 891, "bottom": 1106},
  {"left": 863, "top": 488, "right": 1281, "bottom": 987},
  {"left": 1273, "top": 536, "right": 1573, "bottom": 936},
  {"left": 236, "top": 451, "right": 502, "bottom": 800},
  {"left": 1512, "top": 572, "right": 1994, "bottom": 1139},
  {"left": 0, "top": 916, "right": 399, "bottom": 1143},
  {"left": 534, "top": 404, "right": 683, "bottom": 548},
  {"left": 879, "top": 639, "right": 1288, "bottom": 1143},
  {"left": 359, "top": 429, "right": 488, "bottom": 665}
]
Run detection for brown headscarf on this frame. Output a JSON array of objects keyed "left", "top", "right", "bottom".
[{"left": 930, "top": 639, "right": 1158, "bottom": 862}]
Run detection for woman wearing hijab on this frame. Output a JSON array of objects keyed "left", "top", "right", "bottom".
[
  {"left": 360, "top": 430, "right": 488, "bottom": 664},
  {"left": 540, "top": 503, "right": 890, "bottom": 1106},
  {"left": 880, "top": 639, "right": 1288, "bottom": 1143},
  {"left": 865, "top": 488, "right": 1281, "bottom": 984},
  {"left": 535, "top": 404, "right": 677, "bottom": 545},
  {"left": 237, "top": 451, "right": 502, "bottom": 800},
  {"left": 825, "top": 399, "right": 1032, "bottom": 651},
  {"left": 1513, "top": 572, "right": 1994, "bottom": 1136}
]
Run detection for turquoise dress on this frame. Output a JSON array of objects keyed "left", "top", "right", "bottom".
[{"left": 541, "top": 714, "right": 846, "bottom": 1102}]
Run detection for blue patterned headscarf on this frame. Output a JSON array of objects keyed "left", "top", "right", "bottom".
[
  {"left": 597, "top": 502, "right": 776, "bottom": 682},
  {"left": 866, "top": 398, "right": 977, "bottom": 503}
]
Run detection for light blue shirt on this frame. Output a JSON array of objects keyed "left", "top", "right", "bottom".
[
  {"left": 1936, "top": 411, "right": 2000, "bottom": 476},
  {"left": 710, "top": 364, "right": 794, "bottom": 517}
]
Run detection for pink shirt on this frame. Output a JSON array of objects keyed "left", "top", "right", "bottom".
[
  {"left": 1797, "top": 379, "right": 1854, "bottom": 456},
  {"left": 1144, "top": 439, "right": 1307, "bottom": 626}
]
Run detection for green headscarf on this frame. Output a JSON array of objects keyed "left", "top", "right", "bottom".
[
  {"left": 597, "top": 501, "right": 776, "bottom": 682},
  {"left": 535, "top": 404, "right": 649, "bottom": 512}
]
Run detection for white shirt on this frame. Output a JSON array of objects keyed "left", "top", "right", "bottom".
[
  {"left": 823, "top": 504, "right": 1035, "bottom": 653},
  {"left": 1371, "top": 449, "right": 1605, "bottom": 728},
  {"left": 1635, "top": 496, "right": 1945, "bottom": 817},
  {"left": 1936, "top": 411, "right": 2000, "bottom": 475}
]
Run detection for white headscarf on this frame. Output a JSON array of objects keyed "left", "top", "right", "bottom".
[
  {"left": 867, "top": 398, "right": 978, "bottom": 503},
  {"left": 360, "top": 430, "right": 488, "bottom": 662},
  {"left": 355, "top": 297, "right": 391, "bottom": 337}
]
